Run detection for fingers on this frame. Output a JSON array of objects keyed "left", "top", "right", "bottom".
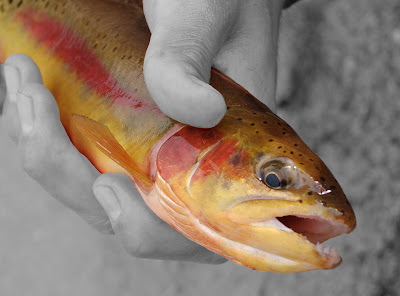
[
  {"left": 143, "top": 0, "right": 241, "bottom": 128},
  {"left": 1, "top": 53, "right": 43, "bottom": 142},
  {"left": 93, "top": 173, "right": 227, "bottom": 264},
  {"left": 16, "top": 82, "right": 113, "bottom": 234},
  {"left": 213, "top": 0, "right": 283, "bottom": 111}
]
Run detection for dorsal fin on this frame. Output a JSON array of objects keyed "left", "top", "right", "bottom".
[{"left": 71, "top": 114, "right": 152, "bottom": 187}]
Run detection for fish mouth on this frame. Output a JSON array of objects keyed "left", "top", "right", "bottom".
[
  {"left": 275, "top": 215, "right": 348, "bottom": 244},
  {"left": 251, "top": 214, "right": 349, "bottom": 267},
  {"left": 227, "top": 197, "right": 351, "bottom": 268}
]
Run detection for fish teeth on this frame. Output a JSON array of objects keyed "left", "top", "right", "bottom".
[{"left": 315, "top": 242, "right": 341, "bottom": 265}]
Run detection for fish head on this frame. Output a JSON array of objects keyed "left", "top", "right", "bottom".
[{"left": 156, "top": 106, "right": 355, "bottom": 273}]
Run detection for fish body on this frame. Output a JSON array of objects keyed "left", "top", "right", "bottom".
[{"left": 0, "top": 0, "right": 356, "bottom": 272}]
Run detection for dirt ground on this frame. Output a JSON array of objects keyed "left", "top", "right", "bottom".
[{"left": 1, "top": 0, "right": 399, "bottom": 295}]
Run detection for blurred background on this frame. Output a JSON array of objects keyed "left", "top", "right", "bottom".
[{"left": 1, "top": 0, "right": 399, "bottom": 295}]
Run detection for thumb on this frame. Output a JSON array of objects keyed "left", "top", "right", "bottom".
[
  {"left": 93, "top": 173, "right": 226, "bottom": 263},
  {"left": 143, "top": 0, "right": 240, "bottom": 128}
]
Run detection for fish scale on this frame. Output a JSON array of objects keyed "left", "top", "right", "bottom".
[{"left": 0, "top": 0, "right": 356, "bottom": 272}]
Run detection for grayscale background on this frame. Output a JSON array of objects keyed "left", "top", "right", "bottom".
[{"left": 1, "top": 0, "right": 399, "bottom": 295}]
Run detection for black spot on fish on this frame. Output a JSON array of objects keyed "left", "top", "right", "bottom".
[
  {"left": 237, "top": 118, "right": 242, "bottom": 121},
  {"left": 256, "top": 131, "right": 259, "bottom": 134},
  {"left": 278, "top": 146, "right": 282, "bottom": 149},
  {"left": 113, "top": 47, "right": 118, "bottom": 52},
  {"left": 290, "top": 151, "right": 294, "bottom": 154},
  {"left": 308, "top": 191, "right": 313, "bottom": 195},
  {"left": 283, "top": 150, "right": 286, "bottom": 153},
  {"left": 227, "top": 106, "right": 231, "bottom": 110},
  {"left": 263, "top": 121, "right": 268, "bottom": 124},
  {"left": 269, "top": 139, "right": 274, "bottom": 142},
  {"left": 255, "top": 152, "right": 265, "bottom": 160},
  {"left": 250, "top": 123, "right": 255, "bottom": 126},
  {"left": 300, "top": 162, "right": 304, "bottom": 165},
  {"left": 230, "top": 153, "right": 242, "bottom": 166},
  {"left": 253, "top": 112, "right": 257, "bottom": 115},
  {"left": 309, "top": 158, "right": 314, "bottom": 161},
  {"left": 282, "top": 132, "right": 286, "bottom": 135},
  {"left": 320, "top": 176, "right": 326, "bottom": 182},
  {"left": 298, "top": 154, "right": 302, "bottom": 156},
  {"left": 294, "top": 143, "right": 298, "bottom": 147},
  {"left": 298, "top": 200, "right": 303, "bottom": 203},
  {"left": 330, "top": 185, "right": 336, "bottom": 190},
  {"left": 121, "top": 55, "right": 126, "bottom": 60},
  {"left": 128, "top": 55, "right": 133, "bottom": 60},
  {"left": 340, "top": 210, "right": 345, "bottom": 215},
  {"left": 277, "top": 122, "right": 281, "bottom": 126},
  {"left": 93, "top": 44, "right": 98, "bottom": 49},
  {"left": 322, "top": 201, "right": 327, "bottom": 206}
]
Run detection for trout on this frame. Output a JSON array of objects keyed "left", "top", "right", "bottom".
[{"left": 0, "top": 0, "right": 356, "bottom": 272}]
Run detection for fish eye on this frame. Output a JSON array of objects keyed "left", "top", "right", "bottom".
[
  {"left": 264, "top": 172, "right": 282, "bottom": 189},
  {"left": 259, "top": 158, "right": 298, "bottom": 190}
]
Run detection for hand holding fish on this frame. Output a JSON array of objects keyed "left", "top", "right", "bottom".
[
  {"left": 143, "top": 0, "right": 282, "bottom": 127},
  {"left": 0, "top": 0, "right": 356, "bottom": 272},
  {"left": 0, "top": 53, "right": 225, "bottom": 264},
  {"left": 0, "top": 0, "right": 284, "bottom": 264}
]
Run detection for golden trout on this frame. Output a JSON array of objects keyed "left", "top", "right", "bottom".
[{"left": 0, "top": 0, "right": 356, "bottom": 272}]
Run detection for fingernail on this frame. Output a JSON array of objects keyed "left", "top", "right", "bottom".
[
  {"left": 93, "top": 186, "right": 122, "bottom": 222},
  {"left": 16, "top": 92, "right": 34, "bottom": 134},
  {"left": 4, "top": 65, "right": 20, "bottom": 103}
]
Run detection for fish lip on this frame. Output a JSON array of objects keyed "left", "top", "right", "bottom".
[
  {"left": 230, "top": 196, "right": 349, "bottom": 268},
  {"left": 227, "top": 194, "right": 294, "bottom": 209},
  {"left": 250, "top": 217, "right": 343, "bottom": 268}
]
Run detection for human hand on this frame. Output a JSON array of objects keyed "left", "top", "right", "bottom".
[
  {"left": 143, "top": 0, "right": 284, "bottom": 127},
  {"left": 0, "top": 53, "right": 225, "bottom": 263}
]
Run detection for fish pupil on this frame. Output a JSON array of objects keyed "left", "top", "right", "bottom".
[{"left": 265, "top": 173, "right": 281, "bottom": 188}]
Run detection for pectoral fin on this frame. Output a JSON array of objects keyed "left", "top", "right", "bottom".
[{"left": 71, "top": 114, "right": 152, "bottom": 187}]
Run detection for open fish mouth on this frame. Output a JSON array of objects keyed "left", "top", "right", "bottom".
[
  {"left": 250, "top": 213, "right": 349, "bottom": 266},
  {"left": 275, "top": 215, "right": 349, "bottom": 244}
]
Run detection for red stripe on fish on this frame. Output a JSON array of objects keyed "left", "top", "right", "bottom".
[
  {"left": 157, "top": 127, "right": 223, "bottom": 181},
  {"left": 15, "top": 8, "right": 160, "bottom": 112}
]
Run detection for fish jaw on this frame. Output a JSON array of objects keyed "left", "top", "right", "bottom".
[{"left": 217, "top": 197, "right": 352, "bottom": 271}]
